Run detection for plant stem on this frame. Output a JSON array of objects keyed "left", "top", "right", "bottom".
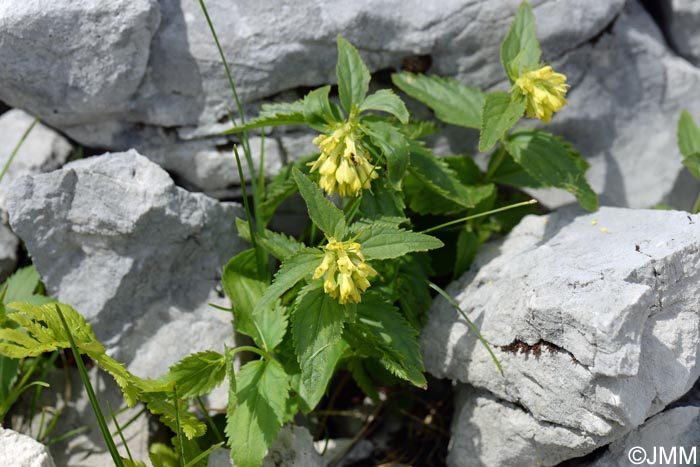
[
  {"left": 55, "top": 305, "right": 125, "bottom": 467},
  {"left": 428, "top": 282, "right": 502, "bottom": 374},
  {"left": 196, "top": 395, "right": 224, "bottom": 443},
  {"left": 174, "top": 385, "right": 186, "bottom": 467},
  {"left": 0, "top": 117, "right": 38, "bottom": 184},
  {"left": 420, "top": 199, "right": 537, "bottom": 234},
  {"left": 692, "top": 188, "right": 700, "bottom": 214},
  {"left": 484, "top": 145, "right": 506, "bottom": 181}
]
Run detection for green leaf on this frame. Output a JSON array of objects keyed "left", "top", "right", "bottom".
[
  {"left": 346, "top": 359, "right": 380, "bottom": 404},
  {"left": 359, "top": 177, "right": 406, "bottom": 219},
  {"left": 158, "top": 351, "right": 226, "bottom": 399},
  {"left": 143, "top": 392, "right": 206, "bottom": 439},
  {"left": 678, "top": 110, "right": 700, "bottom": 179},
  {"left": 292, "top": 168, "right": 345, "bottom": 238},
  {"left": 254, "top": 248, "right": 322, "bottom": 314},
  {"left": 303, "top": 86, "right": 339, "bottom": 131},
  {"left": 236, "top": 219, "right": 304, "bottom": 262},
  {"left": 0, "top": 355, "right": 19, "bottom": 404},
  {"left": 396, "top": 254, "right": 433, "bottom": 328},
  {"left": 292, "top": 283, "right": 348, "bottom": 409},
  {"left": 354, "top": 292, "right": 426, "bottom": 387},
  {"left": 485, "top": 147, "right": 543, "bottom": 187},
  {"left": 505, "top": 128, "right": 598, "bottom": 211},
  {"left": 260, "top": 154, "right": 316, "bottom": 225},
  {"left": 222, "top": 249, "right": 287, "bottom": 351},
  {"left": 408, "top": 145, "right": 495, "bottom": 212},
  {"left": 355, "top": 226, "right": 443, "bottom": 260},
  {"left": 359, "top": 90, "right": 409, "bottom": 124},
  {"left": 122, "top": 459, "right": 148, "bottom": 467},
  {"left": 149, "top": 442, "right": 180, "bottom": 467},
  {"left": 479, "top": 92, "right": 526, "bottom": 152},
  {"left": 222, "top": 100, "right": 306, "bottom": 134},
  {"left": 500, "top": 1, "right": 542, "bottom": 82},
  {"left": 229, "top": 359, "right": 288, "bottom": 467},
  {"left": 392, "top": 72, "right": 485, "bottom": 129},
  {"left": 364, "top": 121, "right": 409, "bottom": 189},
  {"left": 454, "top": 230, "right": 479, "bottom": 279},
  {"left": 336, "top": 36, "right": 371, "bottom": 113}
]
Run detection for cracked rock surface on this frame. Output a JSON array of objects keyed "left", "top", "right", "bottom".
[
  {"left": 422, "top": 207, "right": 700, "bottom": 466},
  {"left": 6, "top": 150, "right": 245, "bottom": 383},
  {"left": 0, "top": 426, "right": 56, "bottom": 467}
]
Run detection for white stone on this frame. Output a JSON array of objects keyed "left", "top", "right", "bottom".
[
  {"left": 666, "top": 0, "right": 700, "bottom": 66},
  {"left": 0, "top": 426, "right": 56, "bottom": 467},
  {"left": 6, "top": 151, "right": 245, "bottom": 384},
  {"left": 422, "top": 207, "right": 700, "bottom": 466}
]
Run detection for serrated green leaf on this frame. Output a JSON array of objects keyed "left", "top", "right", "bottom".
[
  {"left": 303, "top": 86, "right": 339, "bottom": 131},
  {"left": 396, "top": 254, "right": 433, "bottom": 328},
  {"left": 391, "top": 72, "right": 485, "bottom": 129},
  {"left": 292, "top": 283, "right": 348, "bottom": 409},
  {"left": 229, "top": 359, "right": 288, "bottom": 467},
  {"left": 149, "top": 442, "right": 180, "bottom": 467},
  {"left": 505, "top": 128, "right": 598, "bottom": 211},
  {"left": 354, "top": 292, "right": 426, "bottom": 387},
  {"left": 359, "top": 89, "right": 409, "bottom": 124},
  {"left": 501, "top": 1, "right": 542, "bottom": 82},
  {"left": 408, "top": 145, "right": 495, "bottom": 212},
  {"left": 143, "top": 392, "right": 206, "bottom": 440},
  {"left": 336, "top": 36, "right": 371, "bottom": 113},
  {"left": 254, "top": 248, "right": 322, "bottom": 314},
  {"left": 158, "top": 351, "right": 226, "bottom": 399},
  {"left": 292, "top": 168, "right": 346, "bottom": 238},
  {"left": 260, "top": 154, "right": 316, "bottom": 225},
  {"left": 355, "top": 226, "right": 443, "bottom": 260},
  {"left": 678, "top": 110, "right": 700, "bottom": 180},
  {"left": 359, "top": 177, "right": 406, "bottom": 219},
  {"left": 485, "top": 147, "right": 543, "bottom": 187},
  {"left": 479, "top": 92, "right": 526, "bottom": 152},
  {"left": 222, "top": 100, "right": 306, "bottom": 134},
  {"left": 347, "top": 358, "right": 380, "bottom": 404},
  {"left": 454, "top": 230, "right": 479, "bottom": 279},
  {"left": 236, "top": 219, "right": 304, "bottom": 262},
  {"left": 4, "top": 266, "right": 40, "bottom": 304},
  {"left": 363, "top": 121, "right": 409, "bottom": 189}
]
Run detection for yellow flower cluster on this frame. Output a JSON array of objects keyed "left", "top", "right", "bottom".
[
  {"left": 309, "top": 125, "right": 378, "bottom": 197},
  {"left": 513, "top": 65, "right": 568, "bottom": 123},
  {"left": 313, "top": 237, "right": 377, "bottom": 304}
]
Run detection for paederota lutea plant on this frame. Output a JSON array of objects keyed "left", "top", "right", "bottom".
[{"left": 0, "top": 2, "right": 598, "bottom": 466}]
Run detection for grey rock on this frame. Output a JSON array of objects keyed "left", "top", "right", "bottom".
[
  {"left": 208, "top": 425, "right": 323, "bottom": 467},
  {"left": 588, "top": 407, "right": 700, "bottom": 467},
  {"left": 6, "top": 150, "right": 245, "bottom": 381},
  {"left": 0, "top": 223, "right": 19, "bottom": 283},
  {"left": 665, "top": 0, "right": 700, "bottom": 66},
  {"left": 0, "top": 109, "right": 72, "bottom": 213},
  {"left": 422, "top": 207, "right": 700, "bottom": 466},
  {"left": 0, "top": 426, "right": 56, "bottom": 467}
]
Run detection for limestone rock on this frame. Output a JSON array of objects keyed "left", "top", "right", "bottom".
[
  {"left": 665, "top": 0, "right": 700, "bottom": 66},
  {"left": 6, "top": 150, "right": 245, "bottom": 380},
  {"left": 0, "top": 426, "right": 56, "bottom": 467},
  {"left": 422, "top": 207, "right": 700, "bottom": 466}
]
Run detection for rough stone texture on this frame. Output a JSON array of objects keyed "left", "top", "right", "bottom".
[
  {"left": 664, "top": 0, "right": 700, "bottom": 66},
  {"left": 0, "top": 426, "right": 56, "bottom": 467},
  {"left": 6, "top": 150, "right": 245, "bottom": 380},
  {"left": 0, "top": 223, "right": 19, "bottom": 283},
  {"left": 422, "top": 207, "right": 700, "bottom": 466},
  {"left": 208, "top": 425, "right": 324, "bottom": 467},
  {"left": 523, "top": 1, "right": 700, "bottom": 209},
  {"left": 584, "top": 406, "right": 700, "bottom": 467},
  {"left": 0, "top": 109, "right": 72, "bottom": 212}
]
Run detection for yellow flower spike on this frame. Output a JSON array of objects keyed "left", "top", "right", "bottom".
[
  {"left": 308, "top": 123, "right": 378, "bottom": 197},
  {"left": 512, "top": 65, "right": 569, "bottom": 123},
  {"left": 314, "top": 237, "right": 377, "bottom": 304}
]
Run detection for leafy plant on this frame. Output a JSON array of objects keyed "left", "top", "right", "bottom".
[
  {"left": 678, "top": 110, "right": 700, "bottom": 213},
  {"left": 0, "top": 2, "right": 599, "bottom": 467}
]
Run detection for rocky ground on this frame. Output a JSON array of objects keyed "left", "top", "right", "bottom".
[{"left": 1, "top": 1, "right": 700, "bottom": 466}]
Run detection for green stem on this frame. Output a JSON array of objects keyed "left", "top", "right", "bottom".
[
  {"left": 233, "top": 145, "right": 267, "bottom": 275},
  {"left": 174, "top": 385, "right": 186, "bottom": 467},
  {"left": 420, "top": 199, "right": 537, "bottom": 234},
  {"left": 196, "top": 396, "right": 224, "bottom": 443},
  {"left": 229, "top": 345, "right": 270, "bottom": 361},
  {"left": 55, "top": 305, "right": 125, "bottom": 467},
  {"left": 692, "top": 188, "right": 700, "bottom": 214},
  {"left": 484, "top": 145, "right": 506, "bottom": 181},
  {"left": 428, "top": 282, "right": 502, "bottom": 374},
  {"left": 0, "top": 117, "right": 38, "bottom": 184},
  {"left": 108, "top": 401, "right": 134, "bottom": 463}
]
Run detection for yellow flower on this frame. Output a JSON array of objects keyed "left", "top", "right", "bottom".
[
  {"left": 512, "top": 65, "right": 568, "bottom": 123},
  {"left": 312, "top": 237, "right": 377, "bottom": 304},
  {"left": 309, "top": 124, "right": 378, "bottom": 197}
]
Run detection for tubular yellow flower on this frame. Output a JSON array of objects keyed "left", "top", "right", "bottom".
[
  {"left": 308, "top": 124, "right": 378, "bottom": 197},
  {"left": 512, "top": 65, "right": 568, "bottom": 123},
  {"left": 312, "top": 237, "right": 378, "bottom": 304}
]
